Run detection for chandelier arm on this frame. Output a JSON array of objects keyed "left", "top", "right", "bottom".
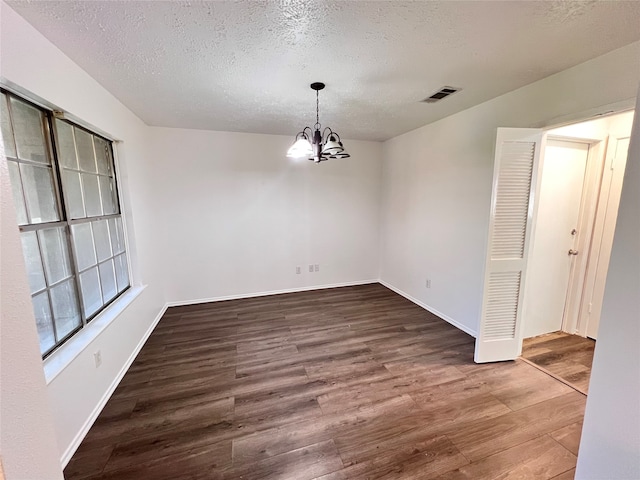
[
  {"left": 302, "top": 126, "right": 313, "bottom": 139},
  {"left": 322, "top": 127, "right": 334, "bottom": 143}
]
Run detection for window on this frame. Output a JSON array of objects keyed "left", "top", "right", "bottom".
[{"left": 2, "top": 89, "right": 130, "bottom": 358}]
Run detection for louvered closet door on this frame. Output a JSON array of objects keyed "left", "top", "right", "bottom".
[{"left": 475, "top": 128, "right": 546, "bottom": 363}]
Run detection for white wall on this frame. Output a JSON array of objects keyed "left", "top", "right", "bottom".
[
  {"left": 379, "top": 41, "right": 640, "bottom": 335},
  {"left": 0, "top": 144, "right": 63, "bottom": 480},
  {"left": 151, "top": 128, "right": 382, "bottom": 304},
  {"left": 0, "top": 2, "right": 166, "bottom": 473},
  {"left": 575, "top": 86, "right": 640, "bottom": 479}
]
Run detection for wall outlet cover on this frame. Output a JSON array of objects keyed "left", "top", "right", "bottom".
[{"left": 94, "top": 350, "right": 102, "bottom": 368}]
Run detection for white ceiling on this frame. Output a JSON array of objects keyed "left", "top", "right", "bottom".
[{"left": 7, "top": 1, "right": 640, "bottom": 141}]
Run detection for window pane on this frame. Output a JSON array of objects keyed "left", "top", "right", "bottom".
[
  {"left": 20, "top": 163, "right": 59, "bottom": 223},
  {"left": 50, "top": 279, "right": 81, "bottom": 339},
  {"left": 38, "top": 227, "right": 72, "bottom": 285},
  {"left": 7, "top": 160, "right": 28, "bottom": 225},
  {"left": 20, "top": 231, "right": 46, "bottom": 293},
  {"left": 93, "top": 219, "right": 111, "bottom": 262},
  {"left": 79, "top": 267, "right": 102, "bottom": 317},
  {"left": 109, "top": 217, "right": 126, "bottom": 254},
  {"left": 82, "top": 173, "right": 102, "bottom": 217},
  {"left": 71, "top": 223, "right": 96, "bottom": 271},
  {"left": 75, "top": 128, "right": 96, "bottom": 173},
  {"left": 114, "top": 253, "right": 129, "bottom": 292},
  {"left": 99, "top": 260, "right": 117, "bottom": 302},
  {"left": 55, "top": 119, "right": 78, "bottom": 169},
  {"left": 10, "top": 97, "right": 48, "bottom": 163},
  {"left": 94, "top": 137, "right": 111, "bottom": 175},
  {"left": 62, "top": 170, "right": 85, "bottom": 219},
  {"left": 1, "top": 93, "right": 17, "bottom": 158},
  {"left": 99, "top": 176, "right": 117, "bottom": 215},
  {"left": 33, "top": 291, "right": 56, "bottom": 354}
]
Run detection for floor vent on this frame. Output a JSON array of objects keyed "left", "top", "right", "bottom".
[{"left": 422, "top": 86, "right": 461, "bottom": 103}]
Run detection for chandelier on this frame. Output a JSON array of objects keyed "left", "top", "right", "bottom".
[{"left": 286, "top": 82, "right": 350, "bottom": 163}]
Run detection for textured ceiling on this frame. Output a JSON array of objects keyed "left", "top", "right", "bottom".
[{"left": 6, "top": 1, "right": 640, "bottom": 141}]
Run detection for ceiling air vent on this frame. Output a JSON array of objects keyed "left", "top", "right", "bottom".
[{"left": 421, "top": 86, "right": 461, "bottom": 103}]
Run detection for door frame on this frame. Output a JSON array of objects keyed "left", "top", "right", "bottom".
[
  {"left": 524, "top": 113, "right": 634, "bottom": 339},
  {"left": 519, "top": 134, "right": 604, "bottom": 339},
  {"left": 575, "top": 134, "right": 632, "bottom": 338},
  {"left": 551, "top": 135, "right": 608, "bottom": 335}
]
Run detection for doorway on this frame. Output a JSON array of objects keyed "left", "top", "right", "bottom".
[
  {"left": 475, "top": 110, "right": 634, "bottom": 367},
  {"left": 522, "top": 138, "right": 589, "bottom": 340},
  {"left": 519, "top": 110, "right": 634, "bottom": 392}
]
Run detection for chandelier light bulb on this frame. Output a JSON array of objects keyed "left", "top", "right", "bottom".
[{"left": 286, "top": 137, "right": 313, "bottom": 158}]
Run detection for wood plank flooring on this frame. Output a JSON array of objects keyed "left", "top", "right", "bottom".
[
  {"left": 522, "top": 332, "right": 595, "bottom": 393},
  {"left": 65, "top": 284, "right": 584, "bottom": 479}
]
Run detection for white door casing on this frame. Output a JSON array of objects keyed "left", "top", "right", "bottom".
[
  {"left": 581, "top": 136, "right": 631, "bottom": 339},
  {"left": 475, "top": 128, "right": 546, "bottom": 363}
]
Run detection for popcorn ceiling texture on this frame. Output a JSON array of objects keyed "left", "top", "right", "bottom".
[{"left": 7, "top": 0, "right": 640, "bottom": 141}]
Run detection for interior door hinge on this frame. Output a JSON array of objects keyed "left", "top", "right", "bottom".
[{"left": 588, "top": 302, "right": 593, "bottom": 314}]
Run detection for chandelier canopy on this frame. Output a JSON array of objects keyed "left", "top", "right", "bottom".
[{"left": 286, "top": 82, "right": 350, "bottom": 163}]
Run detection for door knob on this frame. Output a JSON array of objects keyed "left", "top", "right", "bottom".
[{"left": 568, "top": 249, "right": 579, "bottom": 256}]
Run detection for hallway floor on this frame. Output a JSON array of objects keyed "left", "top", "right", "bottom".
[{"left": 522, "top": 332, "right": 595, "bottom": 394}]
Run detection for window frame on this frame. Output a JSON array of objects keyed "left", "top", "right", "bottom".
[{"left": 2, "top": 88, "right": 131, "bottom": 358}]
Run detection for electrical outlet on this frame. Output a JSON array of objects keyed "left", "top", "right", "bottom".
[
  {"left": 314, "top": 264, "right": 319, "bottom": 272},
  {"left": 296, "top": 266, "right": 301, "bottom": 274},
  {"left": 309, "top": 265, "right": 314, "bottom": 272},
  {"left": 426, "top": 279, "right": 431, "bottom": 289},
  {"left": 94, "top": 350, "right": 102, "bottom": 368}
]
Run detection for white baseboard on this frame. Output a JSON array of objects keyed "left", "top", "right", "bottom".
[
  {"left": 60, "top": 303, "right": 168, "bottom": 467},
  {"left": 379, "top": 280, "right": 477, "bottom": 338},
  {"left": 166, "top": 279, "right": 380, "bottom": 307}
]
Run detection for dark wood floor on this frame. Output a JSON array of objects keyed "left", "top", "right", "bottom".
[
  {"left": 65, "top": 284, "right": 584, "bottom": 479},
  {"left": 522, "top": 332, "right": 595, "bottom": 394}
]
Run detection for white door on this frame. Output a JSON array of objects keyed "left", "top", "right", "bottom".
[
  {"left": 475, "top": 128, "right": 546, "bottom": 363},
  {"left": 583, "top": 136, "right": 631, "bottom": 339},
  {"left": 521, "top": 140, "right": 589, "bottom": 339}
]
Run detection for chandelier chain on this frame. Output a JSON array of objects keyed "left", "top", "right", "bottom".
[{"left": 314, "top": 90, "right": 321, "bottom": 131}]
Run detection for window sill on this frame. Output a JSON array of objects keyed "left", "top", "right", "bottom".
[{"left": 43, "top": 285, "right": 146, "bottom": 384}]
